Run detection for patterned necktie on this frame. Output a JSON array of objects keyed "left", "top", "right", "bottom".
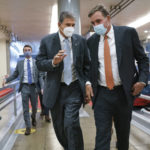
[
  {"left": 104, "top": 35, "right": 114, "bottom": 90},
  {"left": 27, "top": 59, "right": 32, "bottom": 84},
  {"left": 63, "top": 38, "right": 72, "bottom": 85}
]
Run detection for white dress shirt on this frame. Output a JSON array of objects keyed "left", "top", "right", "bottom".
[
  {"left": 23, "top": 57, "right": 34, "bottom": 83},
  {"left": 98, "top": 25, "right": 121, "bottom": 86}
]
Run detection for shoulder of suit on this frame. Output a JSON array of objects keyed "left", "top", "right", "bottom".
[
  {"left": 32, "top": 58, "right": 36, "bottom": 62},
  {"left": 72, "top": 33, "right": 85, "bottom": 40},
  {"left": 113, "top": 25, "right": 135, "bottom": 32},
  {"left": 18, "top": 59, "right": 24, "bottom": 63},
  {"left": 87, "top": 33, "right": 99, "bottom": 42},
  {"left": 41, "top": 32, "right": 58, "bottom": 42}
]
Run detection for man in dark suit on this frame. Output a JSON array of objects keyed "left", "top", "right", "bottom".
[
  {"left": 86, "top": 5, "right": 149, "bottom": 150},
  {"left": 36, "top": 11, "right": 91, "bottom": 150},
  {"left": 3, "top": 45, "right": 38, "bottom": 135}
]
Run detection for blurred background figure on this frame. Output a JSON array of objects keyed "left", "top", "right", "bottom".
[{"left": 37, "top": 71, "right": 51, "bottom": 123}]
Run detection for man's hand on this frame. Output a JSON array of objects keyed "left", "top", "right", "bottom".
[
  {"left": 85, "top": 84, "right": 94, "bottom": 103},
  {"left": 2, "top": 75, "right": 9, "bottom": 87},
  {"left": 53, "top": 50, "right": 67, "bottom": 65},
  {"left": 132, "top": 82, "right": 145, "bottom": 96}
]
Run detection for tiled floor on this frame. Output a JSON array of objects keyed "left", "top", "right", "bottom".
[
  {"left": 11, "top": 105, "right": 150, "bottom": 150},
  {"left": 0, "top": 94, "right": 22, "bottom": 144}
]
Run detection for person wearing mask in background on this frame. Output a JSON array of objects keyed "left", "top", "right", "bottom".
[
  {"left": 87, "top": 5, "right": 149, "bottom": 150},
  {"left": 36, "top": 11, "right": 92, "bottom": 150},
  {"left": 2, "top": 45, "right": 38, "bottom": 136},
  {"left": 37, "top": 71, "right": 51, "bottom": 122}
]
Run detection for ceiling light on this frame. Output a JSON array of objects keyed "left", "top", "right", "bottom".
[
  {"left": 50, "top": 4, "right": 58, "bottom": 33},
  {"left": 147, "top": 35, "right": 150, "bottom": 39},
  {"left": 144, "top": 30, "right": 148, "bottom": 33},
  {"left": 127, "top": 12, "right": 150, "bottom": 28}
]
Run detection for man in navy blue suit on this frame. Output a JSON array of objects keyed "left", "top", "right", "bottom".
[
  {"left": 36, "top": 11, "right": 92, "bottom": 150},
  {"left": 87, "top": 5, "right": 149, "bottom": 150}
]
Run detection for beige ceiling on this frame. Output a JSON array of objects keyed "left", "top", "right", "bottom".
[
  {"left": 0, "top": 0, "right": 150, "bottom": 41},
  {"left": 0, "top": 0, "right": 57, "bottom": 41},
  {"left": 80, "top": 0, "right": 150, "bottom": 41}
]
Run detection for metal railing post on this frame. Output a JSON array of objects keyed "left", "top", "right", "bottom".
[{"left": 13, "top": 84, "right": 17, "bottom": 116}]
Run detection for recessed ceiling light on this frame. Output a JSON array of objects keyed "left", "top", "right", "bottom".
[
  {"left": 147, "top": 35, "right": 150, "bottom": 39},
  {"left": 144, "top": 30, "right": 148, "bottom": 33},
  {"left": 127, "top": 12, "right": 150, "bottom": 28}
]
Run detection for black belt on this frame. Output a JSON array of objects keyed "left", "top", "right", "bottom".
[
  {"left": 99, "top": 85, "right": 123, "bottom": 90},
  {"left": 22, "top": 83, "right": 35, "bottom": 86}
]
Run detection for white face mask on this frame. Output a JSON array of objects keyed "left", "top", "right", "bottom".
[{"left": 63, "top": 27, "right": 75, "bottom": 37}]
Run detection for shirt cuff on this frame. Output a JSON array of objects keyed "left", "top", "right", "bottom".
[
  {"left": 52, "top": 60, "right": 59, "bottom": 67},
  {"left": 139, "top": 82, "right": 146, "bottom": 86},
  {"left": 85, "top": 81, "right": 91, "bottom": 85}
]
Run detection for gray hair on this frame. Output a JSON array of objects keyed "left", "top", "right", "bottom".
[
  {"left": 88, "top": 5, "right": 109, "bottom": 18},
  {"left": 59, "top": 11, "right": 75, "bottom": 23}
]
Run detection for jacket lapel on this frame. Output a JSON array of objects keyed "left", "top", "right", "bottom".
[
  {"left": 71, "top": 35, "right": 79, "bottom": 64},
  {"left": 94, "top": 34, "right": 100, "bottom": 63},
  {"left": 53, "top": 32, "right": 61, "bottom": 54},
  {"left": 32, "top": 59, "right": 36, "bottom": 79},
  {"left": 113, "top": 25, "right": 122, "bottom": 67},
  {"left": 20, "top": 60, "right": 24, "bottom": 82}
]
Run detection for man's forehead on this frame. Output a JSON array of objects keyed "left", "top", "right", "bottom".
[
  {"left": 63, "top": 18, "right": 75, "bottom": 23},
  {"left": 91, "top": 11, "right": 104, "bottom": 19},
  {"left": 24, "top": 47, "right": 32, "bottom": 50}
]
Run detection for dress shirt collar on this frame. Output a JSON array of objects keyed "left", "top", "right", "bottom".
[
  {"left": 25, "top": 57, "right": 32, "bottom": 62},
  {"left": 102, "top": 25, "right": 114, "bottom": 39},
  {"left": 58, "top": 31, "right": 71, "bottom": 43}
]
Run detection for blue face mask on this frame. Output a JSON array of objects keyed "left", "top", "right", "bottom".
[
  {"left": 93, "top": 24, "right": 107, "bottom": 35},
  {"left": 24, "top": 51, "right": 32, "bottom": 57}
]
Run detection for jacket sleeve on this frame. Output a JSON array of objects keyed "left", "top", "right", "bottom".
[
  {"left": 36, "top": 38, "right": 60, "bottom": 72},
  {"left": 132, "top": 28, "right": 149, "bottom": 84},
  {"left": 83, "top": 38, "right": 91, "bottom": 83},
  {"left": 6, "top": 62, "right": 19, "bottom": 83}
]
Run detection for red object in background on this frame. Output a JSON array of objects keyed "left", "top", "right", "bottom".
[
  {"left": 0, "top": 88, "right": 14, "bottom": 98},
  {"left": 29, "top": 97, "right": 41, "bottom": 109},
  {"left": 89, "top": 101, "right": 93, "bottom": 107},
  {"left": 133, "top": 97, "right": 150, "bottom": 106}
]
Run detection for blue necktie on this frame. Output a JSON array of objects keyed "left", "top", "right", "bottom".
[
  {"left": 63, "top": 38, "right": 72, "bottom": 85},
  {"left": 27, "top": 59, "right": 32, "bottom": 84}
]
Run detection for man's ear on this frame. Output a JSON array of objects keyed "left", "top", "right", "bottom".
[
  {"left": 107, "top": 15, "right": 111, "bottom": 22},
  {"left": 58, "top": 22, "right": 61, "bottom": 27}
]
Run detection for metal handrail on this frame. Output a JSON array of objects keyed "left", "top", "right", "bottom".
[
  {"left": 139, "top": 94, "right": 150, "bottom": 101},
  {"left": 0, "top": 81, "right": 19, "bottom": 116}
]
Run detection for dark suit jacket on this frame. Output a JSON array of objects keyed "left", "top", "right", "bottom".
[
  {"left": 6, "top": 59, "right": 38, "bottom": 92},
  {"left": 36, "top": 32, "right": 91, "bottom": 109},
  {"left": 87, "top": 25, "right": 149, "bottom": 107}
]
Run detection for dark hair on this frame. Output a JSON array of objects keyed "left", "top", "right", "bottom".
[
  {"left": 23, "top": 45, "right": 32, "bottom": 51},
  {"left": 88, "top": 5, "right": 109, "bottom": 18},
  {"left": 59, "top": 11, "right": 75, "bottom": 23}
]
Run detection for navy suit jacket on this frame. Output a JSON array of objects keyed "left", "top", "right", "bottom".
[
  {"left": 36, "top": 33, "right": 91, "bottom": 109},
  {"left": 87, "top": 25, "right": 149, "bottom": 107},
  {"left": 6, "top": 59, "right": 38, "bottom": 92}
]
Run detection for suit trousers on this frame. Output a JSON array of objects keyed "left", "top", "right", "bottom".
[
  {"left": 94, "top": 85, "right": 132, "bottom": 150},
  {"left": 39, "top": 92, "right": 49, "bottom": 115},
  {"left": 51, "top": 80, "right": 84, "bottom": 150},
  {"left": 21, "top": 84, "right": 38, "bottom": 128}
]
